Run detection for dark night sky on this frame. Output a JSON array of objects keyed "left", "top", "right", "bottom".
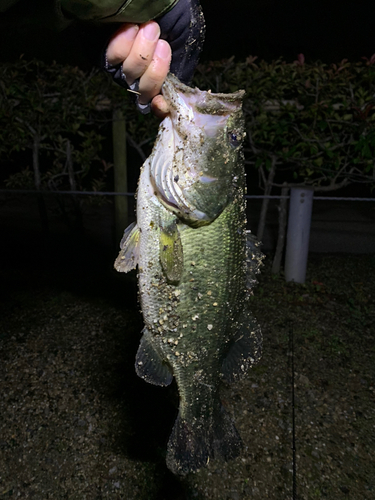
[
  {"left": 201, "top": 0, "right": 375, "bottom": 63},
  {"left": 0, "top": 0, "right": 374, "bottom": 66}
]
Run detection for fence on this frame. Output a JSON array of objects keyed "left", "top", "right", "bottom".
[
  {"left": 1, "top": 189, "right": 374, "bottom": 259},
  {"left": 2, "top": 189, "right": 375, "bottom": 202}
]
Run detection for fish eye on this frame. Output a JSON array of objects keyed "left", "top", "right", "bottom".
[{"left": 228, "top": 131, "right": 241, "bottom": 148}]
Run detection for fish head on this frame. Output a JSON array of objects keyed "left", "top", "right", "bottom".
[{"left": 151, "top": 74, "right": 245, "bottom": 225}]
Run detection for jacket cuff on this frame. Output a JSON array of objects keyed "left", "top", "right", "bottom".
[{"left": 102, "top": 52, "right": 151, "bottom": 114}]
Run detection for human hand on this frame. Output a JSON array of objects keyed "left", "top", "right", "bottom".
[
  {"left": 106, "top": 21, "right": 171, "bottom": 118},
  {"left": 104, "top": 0, "right": 205, "bottom": 118}
]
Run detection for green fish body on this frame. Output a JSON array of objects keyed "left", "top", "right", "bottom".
[{"left": 115, "top": 74, "right": 262, "bottom": 475}]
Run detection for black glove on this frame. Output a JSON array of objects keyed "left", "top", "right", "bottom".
[
  {"left": 103, "top": 0, "right": 205, "bottom": 113},
  {"left": 157, "top": 0, "right": 205, "bottom": 86}
]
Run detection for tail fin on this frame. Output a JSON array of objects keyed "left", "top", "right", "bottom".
[{"left": 166, "top": 406, "right": 242, "bottom": 476}]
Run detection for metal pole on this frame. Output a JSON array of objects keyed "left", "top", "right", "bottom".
[{"left": 284, "top": 187, "right": 314, "bottom": 283}]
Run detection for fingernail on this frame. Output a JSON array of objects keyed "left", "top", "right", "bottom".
[
  {"left": 142, "top": 22, "right": 160, "bottom": 41},
  {"left": 123, "top": 24, "right": 139, "bottom": 40},
  {"left": 154, "top": 40, "right": 170, "bottom": 60}
]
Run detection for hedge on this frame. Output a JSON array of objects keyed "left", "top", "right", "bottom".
[{"left": 1, "top": 55, "right": 374, "bottom": 195}]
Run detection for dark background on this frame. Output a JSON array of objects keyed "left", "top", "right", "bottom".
[
  {"left": 0, "top": 5, "right": 373, "bottom": 497},
  {"left": 0, "top": 0, "right": 374, "bottom": 66},
  {"left": 201, "top": 0, "right": 375, "bottom": 63}
]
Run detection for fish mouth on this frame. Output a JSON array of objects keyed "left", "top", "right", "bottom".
[
  {"left": 149, "top": 74, "right": 245, "bottom": 223},
  {"left": 162, "top": 76, "right": 195, "bottom": 122},
  {"left": 162, "top": 73, "right": 245, "bottom": 114}
]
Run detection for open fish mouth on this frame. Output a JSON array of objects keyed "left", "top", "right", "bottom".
[{"left": 149, "top": 74, "right": 245, "bottom": 224}]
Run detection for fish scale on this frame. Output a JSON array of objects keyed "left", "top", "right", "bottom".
[{"left": 115, "top": 74, "right": 263, "bottom": 475}]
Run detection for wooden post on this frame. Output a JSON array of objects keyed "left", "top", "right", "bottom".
[
  {"left": 257, "top": 156, "right": 277, "bottom": 241},
  {"left": 32, "top": 134, "right": 49, "bottom": 234},
  {"left": 66, "top": 139, "right": 83, "bottom": 232},
  {"left": 272, "top": 185, "right": 289, "bottom": 274},
  {"left": 112, "top": 108, "right": 128, "bottom": 245}
]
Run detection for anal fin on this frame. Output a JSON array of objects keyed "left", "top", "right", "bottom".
[{"left": 135, "top": 327, "right": 173, "bottom": 387}]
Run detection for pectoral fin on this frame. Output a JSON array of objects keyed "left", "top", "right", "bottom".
[
  {"left": 135, "top": 327, "right": 173, "bottom": 386},
  {"left": 159, "top": 221, "right": 184, "bottom": 284},
  {"left": 114, "top": 221, "right": 140, "bottom": 273},
  {"left": 222, "top": 311, "right": 262, "bottom": 383}
]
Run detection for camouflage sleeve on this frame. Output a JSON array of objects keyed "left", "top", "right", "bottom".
[
  {"left": 59, "top": 0, "right": 178, "bottom": 23},
  {"left": 0, "top": 0, "right": 20, "bottom": 12}
]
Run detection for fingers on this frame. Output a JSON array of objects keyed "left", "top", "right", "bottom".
[
  {"left": 137, "top": 40, "right": 171, "bottom": 105},
  {"left": 106, "top": 21, "right": 171, "bottom": 114},
  {"left": 120, "top": 22, "right": 161, "bottom": 85},
  {"left": 106, "top": 24, "right": 140, "bottom": 66}
]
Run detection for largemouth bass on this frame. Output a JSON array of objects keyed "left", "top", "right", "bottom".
[{"left": 115, "top": 74, "right": 263, "bottom": 475}]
